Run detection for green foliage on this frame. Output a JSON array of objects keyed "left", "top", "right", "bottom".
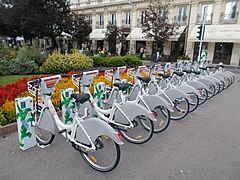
[
  {"left": 91, "top": 56, "right": 105, "bottom": 67},
  {"left": 0, "top": 46, "right": 47, "bottom": 75},
  {"left": 0, "top": 57, "right": 14, "bottom": 75},
  {"left": 107, "top": 56, "right": 127, "bottom": 67},
  {"left": 17, "top": 46, "right": 47, "bottom": 67},
  {"left": 122, "top": 55, "right": 143, "bottom": 67},
  {"left": 12, "top": 57, "right": 38, "bottom": 75},
  {"left": 40, "top": 50, "right": 93, "bottom": 74},
  {"left": 0, "top": 111, "right": 8, "bottom": 127},
  {"left": 91, "top": 55, "right": 142, "bottom": 68}
]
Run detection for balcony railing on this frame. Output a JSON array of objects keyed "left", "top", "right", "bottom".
[
  {"left": 174, "top": 15, "right": 187, "bottom": 26},
  {"left": 122, "top": 20, "right": 131, "bottom": 27},
  {"left": 108, "top": 20, "right": 117, "bottom": 26},
  {"left": 220, "top": 12, "right": 238, "bottom": 23},
  {"left": 96, "top": 21, "right": 104, "bottom": 28},
  {"left": 197, "top": 13, "right": 213, "bottom": 24}
]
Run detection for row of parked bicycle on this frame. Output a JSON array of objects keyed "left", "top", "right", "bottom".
[{"left": 27, "top": 60, "right": 235, "bottom": 172}]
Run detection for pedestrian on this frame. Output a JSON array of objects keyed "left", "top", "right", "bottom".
[{"left": 140, "top": 47, "right": 144, "bottom": 59}]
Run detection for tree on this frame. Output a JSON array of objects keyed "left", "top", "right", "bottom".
[
  {"left": 0, "top": 0, "right": 73, "bottom": 48},
  {"left": 70, "top": 14, "right": 92, "bottom": 48},
  {"left": 142, "top": 0, "right": 178, "bottom": 60},
  {"left": 105, "top": 23, "right": 122, "bottom": 54}
]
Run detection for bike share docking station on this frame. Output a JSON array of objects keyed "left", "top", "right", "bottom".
[{"left": 15, "top": 97, "right": 37, "bottom": 150}]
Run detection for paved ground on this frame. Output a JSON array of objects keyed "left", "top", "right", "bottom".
[{"left": 1, "top": 69, "right": 240, "bottom": 180}]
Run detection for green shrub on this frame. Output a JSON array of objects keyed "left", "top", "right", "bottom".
[
  {"left": 107, "top": 56, "right": 126, "bottom": 67},
  {"left": 0, "top": 111, "right": 8, "bottom": 127},
  {"left": 122, "top": 55, "right": 142, "bottom": 67},
  {"left": 40, "top": 50, "right": 93, "bottom": 74},
  {"left": 17, "top": 46, "right": 47, "bottom": 67},
  {"left": 91, "top": 56, "right": 105, "bottom": 67},
  {"left": 12, "top": 57, "right": 39, "bottom": 75},
  {"left": 0, "top": 57, "right": 15, "bottom": 75}
]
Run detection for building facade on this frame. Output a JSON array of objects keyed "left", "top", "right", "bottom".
[{"left": 70, "top": 0, "right": 240, "bottom": 66}]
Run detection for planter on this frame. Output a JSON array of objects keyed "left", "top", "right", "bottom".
[{"left": 0, "top": 122, "right": 17, "bottom": 136}]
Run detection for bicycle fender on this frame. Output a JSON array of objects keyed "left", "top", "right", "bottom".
[
  {"left": 197, "top": 78, "right": 215, "bottom": 86},
  {"left": 176, "top": 85, "right": 201, "bottom": 96},
  {"left": 38, "top": 108, "right": 59, "bottom": 135},
  {"left": 187, "top": 81, "right": 210, "bottom": 91},
  {"left": 163, "top": 88, "right": 191, "bottom": 102},
  {"left": 114, "top": 102, "right": 157, "bottom": 124},
  {"left": 142, "top": 95, "right": 174, "bottom": 112},
  {"left": 75, "top": 118, "right": 124, "bottom": 145},
  {"left": 211, "top": 74, "right": 225, "bottom": 83}
]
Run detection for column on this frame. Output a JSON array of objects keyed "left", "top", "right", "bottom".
[{"left": 212, "top": 0, "right": 222, "bottom": 24}]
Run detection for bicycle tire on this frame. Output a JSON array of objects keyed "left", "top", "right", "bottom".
[
  {"left": 170, "top": 97, "right": 189, "bottom": 121},
  {"left": 198, "top": 88, "right": 208, "bottom": 105},
  {"left": 207, "top": 84, "right": 215, "bottom": 99},
  {"left": 80, "top": 136, "right": 121, "bottom": 172},
  {"left": 35, "top": 104, "right": 55, "bottom": 145},
  {"left": 188, "top": 93, "right": 199, "bottom": 113},
  {"left": 152, "top": 106, "right": 171, "bottom": 133},
  {"left": 119, "top": 115, "right": 154, "bottom": 144}
]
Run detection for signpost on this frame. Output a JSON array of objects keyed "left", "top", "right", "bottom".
[{"left": 197, "top": 6, "right": 207, "bottom": 62}]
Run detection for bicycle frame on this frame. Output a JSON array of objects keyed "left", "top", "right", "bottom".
[{"left": 28, "top": 75, "right": 123, "bottom": 152}]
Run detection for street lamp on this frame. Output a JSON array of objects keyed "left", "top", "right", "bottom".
[
  {"left": 197, "top": 5, "right": 207, "bottom": 61},
  {"left": 184, "top": 0, "right": 193, "bottom": 56},
  {"left": 128, "top": 0, "right": 133, "bottom": 54}
]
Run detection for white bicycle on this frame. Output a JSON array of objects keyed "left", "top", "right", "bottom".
[{"left": 27, "top": 74, "right": 123, "bottom": 172}]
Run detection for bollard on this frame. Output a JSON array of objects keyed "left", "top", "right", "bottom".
[{"left": 15, "top": 97, "right": 36, "bottom": 150}]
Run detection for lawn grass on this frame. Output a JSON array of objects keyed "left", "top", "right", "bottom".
[{"left": 0, "top": 75, "right": 34, "bottom": 86}]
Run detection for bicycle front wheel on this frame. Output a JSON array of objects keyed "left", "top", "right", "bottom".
[
  {"left": 35, "top": 105, "right": 55, "bottom": 145},
  {"left": 119, "top": 115, "right": 154, "bottom": 144},
  {"left": 35, "top": 126, "right": 55, "bottom": 145},
  {"left": 80, "top": 136, "right": 121, "bottom": 172}
]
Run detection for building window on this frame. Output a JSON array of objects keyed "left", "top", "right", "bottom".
[
  {"left": 123, "top": 11, "right": 131, "bottom": 25},
  {"left": 198, "top": 4, "right": 213, "bottom": 24},
  {"left": 110, "top": 13, "right": 116, "bottom": 25},
  {"left": 137, "top": 10, "right": 146, "bottom": 27},
  {"left": 176, "top": 6, "right": 187, "bottom": 25},
  {"left": 98, "top": 14, "right": 104, "bottom": 27},
  {"left": 86, "top": 15, "right": 92, "bottom": 25},
  {"left": 225, "top": 1, "right": 237, "bottom": 19}
]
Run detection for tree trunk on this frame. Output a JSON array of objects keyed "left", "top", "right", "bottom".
[{"left": 50, "top": 36, "right": 57, "bottom": 49}]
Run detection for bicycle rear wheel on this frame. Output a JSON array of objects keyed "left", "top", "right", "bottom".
[
  {"left": 170, "top": 97, "right": 189, "bottom": 121},
  {"left": 198, "top": 88, "right": 208, "bottom": 105},
  {"left": 188, "top": 93, "right": 199, "bottom": 113},
  {"left": 80, "top": 136, "right": 121, "bottom": 172},
  {"left": 119, "top": 115, "right": 154, "bottom": 144},
  {"left": 152, "top": 106, "right": 171, "bottom": 133}
]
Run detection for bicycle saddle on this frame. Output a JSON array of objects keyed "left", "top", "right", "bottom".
[
  {"left": 199, "top": 67, "right": 207, "bottom": 70},
  {"left": 183, "top": 70, "right": 192, "bottom": 74},
  {"left": 71, "top": 93, "right": 90, "bottom": 104},
  {"left": 173, "top": 71, "right": 184, "bottom": 76},
  {"left": 113, "top": 83, "right": 132, "bottom": 91},
  {"left": 157, "top": 73, "right": 170, "bottom": 79},
  {"left": 192, "top": 71, "right": 201, "bottom": 75},
  {"left": 136, "top": 76, "right": 151, "bottom": 83}
]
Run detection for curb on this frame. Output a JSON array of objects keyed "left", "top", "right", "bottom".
[
  {"left": 0, "top": 111, "right": 62, "bottom": 136},
  {"left": 0, "top": 122, "right": 17, "bottom": 136}
]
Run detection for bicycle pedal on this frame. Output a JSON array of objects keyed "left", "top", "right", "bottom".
[{"left": 59, "top": 129, "right": 67, "bottom": 134}]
